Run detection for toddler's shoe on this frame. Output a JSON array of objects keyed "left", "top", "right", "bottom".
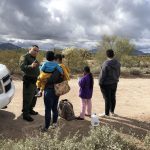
[{"left": 35, "top": 91, "right": 42, "bottom": 97}]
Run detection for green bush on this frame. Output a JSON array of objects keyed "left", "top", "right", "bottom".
[
  {"left": 144, "top": 133, "right": 150, "bottom": 149},
  {"left": 0, "top": 50, "right": 23, "bottom": 75},
  {"left": 0, "top": 126, "right": 141, "bottom": 150},
  {"left": 129, "top": 68, "right": 142, "bottom": 76},
  {"left": 79, "top": 126, "right": 137, "bottom": 150},
  {"left": 121, "top": 67, "right": 146, "bottom": 77},
  {"left": 96, "top": 35, "right": 135, "bottom": 63},
  {"left": 120, "top": 67, "right": 130, "bottom": 77},
  {"left": 121, "top": 56, "right": 140, "bottom": 68},
  {"left": 0, "top": 50, "right": 44, "bottom": 75},
  {"left": 1, "top": 48, "right": 150, "bottom": 78},
  {"left": 63, "top": 48, "right": 89, "bottom": 73}
]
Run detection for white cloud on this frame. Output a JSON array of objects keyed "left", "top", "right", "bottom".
[{"left": 0, "top": 0, "right": 150, "bottom": 51}]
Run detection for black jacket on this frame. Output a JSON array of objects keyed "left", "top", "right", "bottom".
[{"left": 99, "top": 59, "right": 121, "bottom": 85}]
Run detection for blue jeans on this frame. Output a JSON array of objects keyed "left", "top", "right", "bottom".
[{"left": 44, "top": 88, "right": 59, "bottom": 129}]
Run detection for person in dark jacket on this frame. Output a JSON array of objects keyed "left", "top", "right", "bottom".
[
  {"left": 19, "top": 45, "right": 40, "bottom": 122},
  {"left": 99, "top": 49, "right": 121, "bottom": 117},
  {"left": 41, "top": 51, "right": 63, "bottom": 132},
  {"left": 76, "top": 66, "right": 94, "bottom": 120}
]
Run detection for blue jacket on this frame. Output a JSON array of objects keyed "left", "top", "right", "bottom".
[{"left": 40, "top": 61, "right": 63, "bottom": 73}]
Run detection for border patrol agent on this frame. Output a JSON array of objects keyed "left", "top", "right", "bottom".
[{"left": 19, "top": 45, "right": 40, "bottom": 122}]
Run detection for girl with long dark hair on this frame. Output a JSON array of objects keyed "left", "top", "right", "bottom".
[{"left": 76, "top": 66, "right": 94, "bottom": 120}]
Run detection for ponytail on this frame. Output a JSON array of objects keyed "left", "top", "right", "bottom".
[
  {"left": 89, "top": 73, "right": 94, "bottom": 89},
  {"left": 83, "top": 66, "right": 93, "bottom": 89}
]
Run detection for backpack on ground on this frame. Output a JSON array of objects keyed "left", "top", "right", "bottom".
[{"left": 58, "top": 99, "right": 75, "bottom": 121}]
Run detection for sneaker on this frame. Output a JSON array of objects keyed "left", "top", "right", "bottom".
[
  {"left": 23, "top": 115, "right": 34, "bottom": 122},
  {"left": 99, "top": 113, "right": 109, "bottom": 118},
  {"left": 75, "top": 116, "right": 84, "bottom": 120},
  {"left": 35, "top": 91, "right": 42, "bottom": 97},
  {"left": 110, "top": 112, "right": 118, "bottom": 117},
  {"left": 30, "top": 110, "right": 38, "bottom": 115},
  {"left": 51, "top": 123, "right": 58, "bottom": 129}
]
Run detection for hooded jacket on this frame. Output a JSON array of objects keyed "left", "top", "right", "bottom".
[
  {"left": 99, "top": 58, "right": 121, "bottom": 85},
  {"left": 79, "top": 74, "right": 93, "bottom": 99}
]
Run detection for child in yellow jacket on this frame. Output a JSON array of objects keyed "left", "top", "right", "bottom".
[{"left": 35, "top": 51, "right": 63, "bottom": 97}]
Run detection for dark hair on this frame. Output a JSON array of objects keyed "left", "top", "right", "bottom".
[
  {"left": 32, "top": 45, "right": 39, "bottom": 48},
  {"left": 84, "top": 66, "right": 93, "bottom": 89},
  {"left": 106, "top": 49, "right": 114, "bottom": 58},
  {"left": 55, "top": 54, "right": 65, "bottom": 61},
  {"left": 46, "top": 51, "right": 55, "bottom": 61}
]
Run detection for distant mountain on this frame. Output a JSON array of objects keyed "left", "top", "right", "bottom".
[
  {"left": 0, "top": 43, "right": 21, "bottom": 50},
  {"left": 132, "top": 50, "right": 150, "bottom": 56},
  {"left": 138, "top": 48, "right": 150, "bottom": 54},
  {"left": 90, "top": 48, "right": 150, "bottom": 56},
  {"left": 132, "top": 50, "right": 144, "bottom": 55},
  {"left": 90, "top": 48, "right": 98, "bottom": 53}
]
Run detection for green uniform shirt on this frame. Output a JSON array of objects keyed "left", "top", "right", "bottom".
[{"left": 19, "top": 53, "right": 40, "bottom": 77}]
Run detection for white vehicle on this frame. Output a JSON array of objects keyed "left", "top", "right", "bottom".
[{"left": 0, "top": 64, "right": 15, "bottom": 109}]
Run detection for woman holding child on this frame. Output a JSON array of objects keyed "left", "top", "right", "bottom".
[{"left": 40, "top": 51, "right": 70, "bottom": 132}]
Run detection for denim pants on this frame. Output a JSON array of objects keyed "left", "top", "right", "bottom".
[
  {"left": 44, "top": 88, "right": 59, "bottom": 129},
  {"left": 100, "top": 83, "right": 117, "bottom": 115}
]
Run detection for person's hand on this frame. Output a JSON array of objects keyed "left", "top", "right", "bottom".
[{"left": 31, "top": 62, "right": 38, "bottom": 68}]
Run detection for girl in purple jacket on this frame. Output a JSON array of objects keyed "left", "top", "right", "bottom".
[{"left": 76, "top": 66, "right": 94, "bottom": 120}]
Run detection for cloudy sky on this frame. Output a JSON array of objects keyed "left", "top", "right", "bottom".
[{"left": 0, "top": 0, "right": 150, "bottom": 51}]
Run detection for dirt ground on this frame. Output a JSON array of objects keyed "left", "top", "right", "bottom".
[{"left": 0, "top": 78, "right": 150, "bottom": 140}]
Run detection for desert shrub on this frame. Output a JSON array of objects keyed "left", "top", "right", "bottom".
[
  {"left": 78, "top": 126, "right": 137, "bottom": 150},
  {"left": 63, "top": 48, "right": 89, "bottom": 73},
  {"left": 120, "top": 56, "right": 150, "bottom": 69},
  {"left": 0, "top": 50, "right": 44, "bottom": 75},
  {"left": 87, "top": 60, "right": 100, "bottom": 75},
  {"left": 142, "top": 68, "right": 150, "bottom": 74},
  {"left": 90, "top": 66, "right": 100, "bottom": 75},
  {"left": 121, "top": 56, "right": 141, "bottom": 68},
  {"left": 144, "top": 133, "right": 150, "bottom": 149},
  {"left": 96, "top": 35, "right": 135, "bottom": 63},
  {"left": 120, "top": 67, "right": 130, "bottom": 77},
  {"left": 121, "top": 67, "right": 143, "bottom": 77},
  {"left": 0, "top": 126, "right": 140, "bottom": 150},
  {"left": 129, "top": 68, "right": 142, "bottom": 76},
  {"left": 0, "top": 50, "right": 23, "bottom": 74}
]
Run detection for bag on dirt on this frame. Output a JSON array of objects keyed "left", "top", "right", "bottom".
[{"left": 58, "top": 99, "right": 75, "bottom": 121}]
